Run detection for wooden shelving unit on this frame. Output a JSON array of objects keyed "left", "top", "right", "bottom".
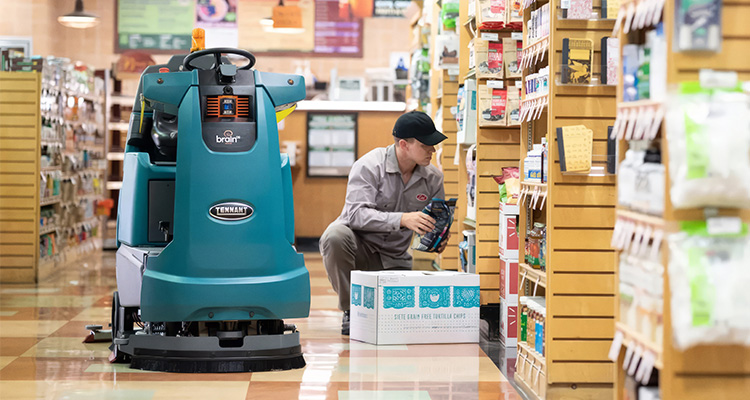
[
  {"left": 515, "top": 0, "right": 618, "bottom": 398},
  {"left": 0, "top": 72, "right": 41, "bottom": 283},
  {"left": 611, "top": 0, "right": 750, "bottom": 398}
]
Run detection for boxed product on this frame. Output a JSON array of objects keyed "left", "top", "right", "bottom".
[
  {"left": 499, "top": 202, "right": 519, "bottom": 259},
  {"left": 477, "top": 83, "right": 507, "bottom": 127},
  {"left": 499, "top": 256, "right": 519, "bottom": 305},
  {"left": 457, "top": 79, "right": 477, "bottom": 144},
  {"left": 474, "top": 38, "right": 504, "bottom": 80},
  {"left": 350, "top": 270, "right": 481, "bottom": 345},
  {"left": 435, "top": 34, "right": 460, "bottom": 69},
  {"left": 499, "top": 297, "right": 518, "bottom": 346}
]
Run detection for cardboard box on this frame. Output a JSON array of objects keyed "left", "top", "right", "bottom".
[
  {"left": 499, "top": 202, "right": 519, "bottom": 259},
  {"left": 350, "top": 270, "right": 481, "bottom": 345},
  {"left": 500, "top": 297, "right": 518, "bottom": 347},
  {"left": 499, "top": 256, "right": 519, "bottom": 305}
]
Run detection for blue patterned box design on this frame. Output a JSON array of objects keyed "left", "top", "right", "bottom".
[
  {"left": 453, "top": 286, "right": 480, "bottom": 308},
  {"left": 363, "top": 286, "right": 375, "bottom": 309},
  {"left": 383, "top": 286, "right": 415, "bottom": 309},
  {"left": 419, "top": 286, "right": 452, "bottom": 309},
  {"left": 351, "top": 283, "right": 362, "bottom": 307}
]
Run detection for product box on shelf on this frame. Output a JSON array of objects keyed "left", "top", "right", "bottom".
[
  {"left": 499, "top": 202, "right": 519, "bottom": 259},
  {"left": 499, "top": 297, "right": 518, "bottom": 347},
  {"left": 499, "top": 256, "right": 519, "bottom": 305},
  {"left": 350, "top": 270, "right": 480, "bottom": 345}
]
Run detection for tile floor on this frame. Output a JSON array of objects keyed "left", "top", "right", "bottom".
[{"left": 0, "top": 251, "right": 521, "bottom": 400}]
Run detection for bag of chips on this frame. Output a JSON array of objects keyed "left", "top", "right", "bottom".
[{"left": 411, "top": 198, "right": 458, "bottom": 252}]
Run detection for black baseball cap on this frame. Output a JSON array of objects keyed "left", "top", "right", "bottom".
[{"left": 393, "top": 111, "right": 448, "bottom": 146}]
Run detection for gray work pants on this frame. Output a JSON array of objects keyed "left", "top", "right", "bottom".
[{"left": 320, "top": 223, "right": 410, "bottom": 311}]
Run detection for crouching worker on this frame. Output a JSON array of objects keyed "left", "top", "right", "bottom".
[{"left": 319, "top": 111, "right": 449, "bottom": 335}]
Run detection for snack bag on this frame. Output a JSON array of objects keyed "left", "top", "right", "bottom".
[{"left": 411, "top": 198, "right": 458, "bottom": 252}]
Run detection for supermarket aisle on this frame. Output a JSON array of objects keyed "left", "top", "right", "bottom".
[{"left": 0, "top": 252, "right": 520, "bottom": 399}]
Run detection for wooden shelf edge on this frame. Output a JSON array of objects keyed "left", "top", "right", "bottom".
[
  {"left": 615, "top": 321, "right": 664, "bottom": 370},
  {"left": 520, "top": 263, "right": 547, "bottom": 288},
  {"left": 617, "top": 99, "right": 663, "bottom": 109},
  {"left": 515, "top": 371, "right": 543, "bottom": 400},
  {"left": 616, "top": 208, "right": 666, "bottom": 227},
  {"left": 518, "top": 341, "right": 546, "bottom": 366}
]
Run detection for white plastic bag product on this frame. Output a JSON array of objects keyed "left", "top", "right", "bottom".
[
  {"left": 617, "top": 149, "right": 645, "bottom": 208},
  {"left": 668, "top": 221, "right": 750, "bottom": 350},
  {"left": 666, "top": 82, "right": 750, "bottom": 209}
]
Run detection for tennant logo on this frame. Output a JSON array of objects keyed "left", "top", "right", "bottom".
[
  {"left": 216, "top": 129, "right": 241, "bottom": 144},
  {"left": 209, "top": 202, "right": 254, "bottom": 221}
]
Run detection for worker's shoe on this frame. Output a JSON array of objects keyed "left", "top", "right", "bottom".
[{"left": 341, "top": 310, "right": 350, "bottom": 336}]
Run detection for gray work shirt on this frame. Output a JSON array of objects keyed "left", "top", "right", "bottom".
[{"left": 335, "top": 144, "right": 445, "bottom": 268}]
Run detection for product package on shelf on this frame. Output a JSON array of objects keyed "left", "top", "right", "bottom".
[
  {"left": 507, "top": 0, "right": 523, "bottom": 25},
  {"left": 460, "top": 230, "right": 477, "bottom": 273},
  {"left": 411, "top": 198, "right": 458, "bottom": 252},
  {"left": 600, "top": 37, "right": 619, "bottom": 85},
  {"left": 601, "top": 0, "right": 622, "bottom": 19},
  {"left": 618, "top": 145, "right": 665, "bottom": 215},
  {"left": 507, "top": 86, "right": 521, "bottom": 126},
  {"left": 557, "top": 125, "right": 593, "bottom": 173},
  {"left": 349, "top": 270, "right": 480, "bottom": 345},
  {"left": 498, "top": 201, "right": 520, "bottom": 259},
  {"left": 457, "top": 79, "right": 477, "bottom": 144},
  {"left": 500, "top": 297, "right": 518, "bottom": 346},
  {"left": 435, "top": 34, "right": 460, "bottom": 69},
  {"left": 561, "top": 0, "right": 593, "bottom": 19},
  {"left": 561, "top": 38, "right": 593, "bottom": 84},
  {"left": 619, "top": 251, "right": 665, "bottom": 348},
  {"left": 674, "top": 0, "right": 722, "bottom": 52},
  {"left": 477, "top": 0, "right": 506, "bottom": 30},
  {"left": 478, "top": 83, "right": 507, "bottom": 126},
  {"left": 665, "top": 81, "right": 750, "bottom": 209},
  {"left": 495, "top": 167, "right": 521, "bottom": 205},
  {"left": 503, "top": 38, "right": 523, "bottom": 79},
  {"left": 500, "top": 257, "right": 519, "bottom": 305},
  {"left": 474, "top": 38, "right": 504, "bottom": 80},
  {"left": 466, "top": 145, "right": 477, "bottom": 221},
  {"left": 668, "top": 221, "right": 750, "bottom": 349}
]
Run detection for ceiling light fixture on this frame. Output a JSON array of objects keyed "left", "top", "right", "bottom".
[{"left": 58, "top": 0, "right": 100, "bottom": 29}]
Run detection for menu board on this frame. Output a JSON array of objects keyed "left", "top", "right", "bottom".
[
  {"left": 314, "top": 0, "right": 363, "bottom": 56},
  {"left": 116, "top": 0, "right": 194, "bottom": 52},
  {"left": 307, "top": 113, "right": 358, "bottom": 178}
]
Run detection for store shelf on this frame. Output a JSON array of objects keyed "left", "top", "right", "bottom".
[
  {"left": 39, "top": 225, "right": 58, "bottom": 235},
  {"left": 616, "top": 208, "right": 666, "bottom": 227},
  {"left": 41, "top": 166, "right": 62, "bottom": 173},
  {"left": 521, "top": 35, "right": 549, "bottom": 68},
  {"left": 464, "top": 69, "right": 476, "bottom": 81},
  {"left": 519, "top": 342, "right": 545, "bottom": 366},
  {"left": 616, "top": 322, "right": 664, "bottom": 370},
  {"left": 463, "top": 218, "right": 477, "bottom": 228},
  {"left": 40, "top": 196, "right": 61, "bottom": 206},
  {"left": 519, "top": 263, "right": 547, "bottom": 289}
]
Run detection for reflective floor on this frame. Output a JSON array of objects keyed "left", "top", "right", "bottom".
[{"left": 0, "top": 251, "right": 521, "bottom": 399}]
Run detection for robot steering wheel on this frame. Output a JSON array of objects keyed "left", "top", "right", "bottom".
[{"left": 183, "top": 48, "right": 256, "bottom": 72}]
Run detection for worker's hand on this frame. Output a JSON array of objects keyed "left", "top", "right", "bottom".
[
  {"left": 436, "top": 231, "right": 451, "bottom": 254},
  {"left": 401, "top": 212, "right": 436, "bottom": 235}
]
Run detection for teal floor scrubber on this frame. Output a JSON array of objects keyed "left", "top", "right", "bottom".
[{"left": 111, "top": 43, "right": 310, "bottom": 373}]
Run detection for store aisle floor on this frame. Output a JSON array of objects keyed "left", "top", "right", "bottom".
[{"left": 0, "top": 251, "right": 520, "bottom": 400}]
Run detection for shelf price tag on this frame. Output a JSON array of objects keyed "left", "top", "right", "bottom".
[
  {"left": 638, "top": 351, "right": 657, "bottom": 384},
  {"left": 622, "top": 340, "right": 636, "bottom": 371},
  {"left": 481, "top": 32, "right": 500, "bottom": 41},
  {"left": 627, "top": 345, "right": 643, "bottom": 376},
  {"left": 512, "top": 32, "right": 523, "bottom": 41},
  {"left": 487, "top": 80, "right": 504, "bottom": 89},
  {"left": 608, "top": 331, "right": 625, "bottom": 361},
  {"left": 708, "top": 217, "right": 743, "bottom": 235}
]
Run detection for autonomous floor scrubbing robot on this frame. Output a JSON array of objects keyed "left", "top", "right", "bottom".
[{"left": 111, "top": 44, "right": 310, "bottom": 373}]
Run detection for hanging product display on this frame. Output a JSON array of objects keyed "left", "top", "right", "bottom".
[
  {"left": 457, "top": 79, "right": 478, "bottom": 144},
  {"left": 477, "top": 0, "right": 507, "bottom": 29},
  {"left": 478, "top": 83, "right": 508, "bottom": 126},
  {"left": 665, "top": 81, "right": 750, "bottom": 209},
  {"left": 668, "top": 221, "right": 750, "bottom": 349},
  {"left": 503, "top": 38, "right": 523, "bottom": 78}
]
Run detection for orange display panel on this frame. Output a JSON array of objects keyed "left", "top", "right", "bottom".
[{"left": 205, "top": 95, "right": 250, "bottom": 119}]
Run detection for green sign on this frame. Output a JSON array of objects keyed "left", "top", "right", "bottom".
[{"left": 117, "top": 0, "right": 195, "bottom": 52}]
